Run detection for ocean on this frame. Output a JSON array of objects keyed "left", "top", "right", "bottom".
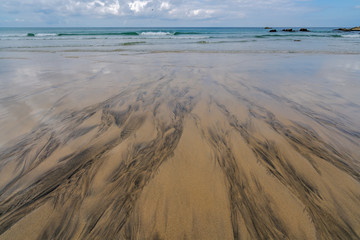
[{"left": 1, "top": 27, "right": 360, "bottom": 54}]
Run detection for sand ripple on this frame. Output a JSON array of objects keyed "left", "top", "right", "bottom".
[{"left": 0, "top": 53, "right": 359, "bottom": 240}]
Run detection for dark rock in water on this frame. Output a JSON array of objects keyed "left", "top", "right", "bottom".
[
  {"left": 336, "top": 26, "right": 360, "bottom": 31},
  {"left": 294, "top": 40, "right": 301, "bottom": 42},
  {"left": 264, "top": 27, "right": 272, "bottom": 29},
  {"left": 337, "top": 28, "right": 352, "bottom": 31},
  {"left": 282, "top": 29, "right": 294, "bottom": 32},
  {"left": 299, "top": 28, "right": 309, "bottom": 32},
  {"left": 269, "top": 29, "right": 277, "bottom": 32},
  {"left": 27, "top": 33, "right": 35, "bottom": 37}
]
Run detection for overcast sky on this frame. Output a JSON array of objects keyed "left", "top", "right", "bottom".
[{"left": 0, "top": 0, "right": 359, "bottom": 27}]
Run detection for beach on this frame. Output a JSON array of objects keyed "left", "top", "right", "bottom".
[{"left": 0, "top": 28, "right": 360, "bottom": 239}]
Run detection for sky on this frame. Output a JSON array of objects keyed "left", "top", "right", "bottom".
[{"left": 0, "top": 0, "right": 359, "bottom": 27}]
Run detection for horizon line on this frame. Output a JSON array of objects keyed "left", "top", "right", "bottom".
[{"left": 0, "top": 26, "right": 352, "bottom": 28}]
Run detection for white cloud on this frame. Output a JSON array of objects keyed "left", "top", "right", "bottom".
[
  {"left": 187, "top": 9, "right": 216, "bottom": 18},
  {"left": 128, "top": 0, "right": 150, "bottom": 13},
  {"left": 106, "top": 1, "right": 121, "bottom": 14},
  {"left": 0, "top": 0, "right": 316, "bottom": 24},
  {"left": 159, "top": 2, "right": 170, "bottom": 11},
  {"left": 64, "top": 0, "right": 122, "bottom": 16}
]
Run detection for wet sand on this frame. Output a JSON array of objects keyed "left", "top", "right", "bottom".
[{"left": 0, "top": 52, "right": 360, "bottom": 239}]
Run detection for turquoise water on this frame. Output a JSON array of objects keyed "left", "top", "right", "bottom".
[{"left": 0, "top": 27, "right": 359, "bottom": 54}]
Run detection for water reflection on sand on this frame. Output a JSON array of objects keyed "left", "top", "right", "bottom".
[{"left": 0, "top": 52, "right": 359, "bottom": 239}]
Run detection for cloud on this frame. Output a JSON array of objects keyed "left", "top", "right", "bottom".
[
  {"left": 166, "top": 9, "right": 211, "bottom": 19},
  {"left": 159, "top": 2, "right": 170, "bottom": 10},
  {"left": 188, "top": 9, "right": 215, "bottom": 18},
  {"left": 64, "top": 0, "right": 122, "bottom": 16},
  {"left": 0, "top": 0, "right": 317, "bottom": 25},
  {"left": 128, "top": 0, "right": 150, "bottom": 13}
]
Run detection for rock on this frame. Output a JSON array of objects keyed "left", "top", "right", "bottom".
[
  {"left": 264, "top": 27, "right": 272, "bottom": 29},
  {"left": 336, "top": 26, "right": 360, "bottom": 31},
  {"left": 282, "top": 29, "right": 294, "bottom": 32},
  {"left": 337, "top": 28, "right": 352, "bottom": 31},
  {"left": 299, "top": 28, "right": 309, "bottom": 32},
  {"left": 269, "top": 29, "right": 277, "bottom": 32},
  {"left": 27, "top": 33, "right": 35, "bottom": 37}
]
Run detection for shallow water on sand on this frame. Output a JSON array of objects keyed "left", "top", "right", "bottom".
[{"left": 0, "top": 51, "right": 359, "bottom": 239}]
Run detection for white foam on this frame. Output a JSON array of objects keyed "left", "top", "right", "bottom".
[
  {"left": 175, "top": 36, "right": 209, "bottom": 39},
  {"left": 36, "top": 33, "right": 58, "bottom": 37},
  {"left": 140, "top": 32, "right": 173, "bottom": 36},
  {"left": 342, "top": 34, "right": 360, "bottom": 38},
  {"left": 0, "top": 34, "right": 27, "bottom": 37}
]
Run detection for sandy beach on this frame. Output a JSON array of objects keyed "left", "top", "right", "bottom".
[{"left": 0, "top": 51, "right": 359, "bottom": 239}]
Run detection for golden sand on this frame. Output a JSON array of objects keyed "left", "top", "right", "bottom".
[{"left": 0, "top": 52, "right": 359, "bottom": 239}]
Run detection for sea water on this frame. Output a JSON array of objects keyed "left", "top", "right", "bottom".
[{"left": 1, "top": 27, "right": 359, "bottom": 54}]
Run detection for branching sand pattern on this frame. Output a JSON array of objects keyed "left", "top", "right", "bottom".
[{"left": 0, "top": 55, "right": 359, "bottom": 239}]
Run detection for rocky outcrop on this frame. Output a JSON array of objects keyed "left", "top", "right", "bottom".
[
  {"left": 282, "top": 29, "right": 294, "bottom": 32},
  {"left": 269, "top": 29, "right": 277, "bottom": 32},
  {"left": 336, "top": 26, "right": 360, "bottom": 31},
  {"left": 299, "top": 28, "right": 309, "bottom": 32},
  {"left": 264, "top": 27, "right": 272, "bottom": 29}
]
